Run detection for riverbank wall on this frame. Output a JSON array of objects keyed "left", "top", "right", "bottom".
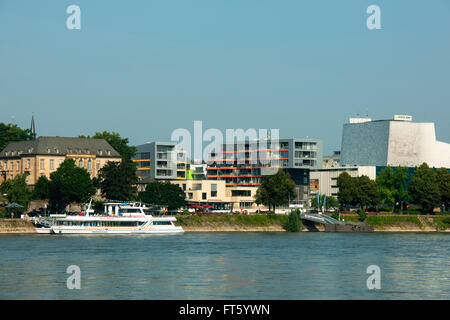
[
  {"left": 0, "top": 214, "right": 448, "bottom": 233},
  {"left": 0, "top": 219, "right": 36, "bottom": 234},
  {"left": 176, "top": 214, "right": 450, "bottom": 232}
]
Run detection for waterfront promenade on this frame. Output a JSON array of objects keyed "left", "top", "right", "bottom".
[{"left": 1, "top": 214, "right": 449, "bottom": 233}]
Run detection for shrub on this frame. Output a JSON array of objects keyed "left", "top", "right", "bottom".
[
  {"left": 283, "top": 210, "right": 302, "bottom": 232},
  {"left": 403, "top": 210, "right": 422, "bottom": 215},
  {"left": 358, "top": 209, "right": 366, "bottom": 222},
  {"left": 331, "top": 212, "right": 339, "bottom": 220}
]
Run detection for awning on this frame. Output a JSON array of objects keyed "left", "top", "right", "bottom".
[{"left": 5, "top": 203, "right": 24, "bottom": 209}]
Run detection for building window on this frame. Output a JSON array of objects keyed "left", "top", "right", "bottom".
[
  {"left": 50, "top": 160, "right": 54, "bottom": 170},
  {"left": 79, "top": 160, "right": 83, "bottom": 168},
  {"left": 240, "top": 202, "right": 253, "bottom": 209},
  {"left": 16, "top": 161, "right": 20, "bottom": 171},
  {"left": 96, "top": 161, "right": 100, "bottom": 170},
  {"left": 182, "top": 184, "right": 186, "bottom": 191},
  {"left": 26, "top": 159, "right": 30, "bottom": 169},
  {"left": 202, "top": 193, "right": 207, "bottom": 200},
  {"left": 40, "top": 159, "right": 44, "bottom": 169},
  {"left": 231, "top": 190, "right": 251, "bottom": 197},
  {"left": 211, "top": 184, "right": 217, "bottom": 197},
  {"left": 88, "top": 160, "right": 92, "bottom": 170},
  {"left": 188, "top": 193, "right": 193, "bottom": 199}
]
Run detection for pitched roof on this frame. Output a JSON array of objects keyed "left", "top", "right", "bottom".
[{"left": 0, "top": 136, "right": 121, "bottom": 158}]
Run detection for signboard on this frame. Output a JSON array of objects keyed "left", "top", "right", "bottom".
[
  {"left": 309, "top": 179, "right": 319, "bottom": 192},
  {"left": 394, "top": 115, "right": 413, "bottom": 121}
]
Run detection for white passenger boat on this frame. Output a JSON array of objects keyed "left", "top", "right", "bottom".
[{"left": 36, "top": 201, "right": 184, "bottom": 235}]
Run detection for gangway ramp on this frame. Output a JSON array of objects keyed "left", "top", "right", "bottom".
[{"left": 300, "top": 213, "right": 343, "bottom": 225}]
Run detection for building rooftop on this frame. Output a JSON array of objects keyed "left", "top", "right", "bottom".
[{"left": 0, "top": 136, "right": 121, "bottom": 158}]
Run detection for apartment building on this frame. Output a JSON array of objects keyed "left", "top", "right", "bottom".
[
  {"left": 206, "top": 138, "right": 323, "bottom": 207},
  {"left": 133, "top": 142, "right": 187, "bottom": 181},
  {"left": 0, "top": 136, "right": 121, "bottom": 186}
]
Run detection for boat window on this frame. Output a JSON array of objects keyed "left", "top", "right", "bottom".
[{"left": 153, "top": 221, "right": 172, "bottom": 225}]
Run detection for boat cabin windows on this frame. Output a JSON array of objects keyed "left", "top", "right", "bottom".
[
  {"left": 54, "top": 220, "right": 143, "bottom": 227},
  {"left": 120, "top": 208, "right": 143, "bottom": 214},
  {"left": 152, "top": 221, "right": 173, "bottom": 226}
]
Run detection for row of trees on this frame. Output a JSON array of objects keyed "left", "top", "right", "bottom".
[
  {"left": 254, "top": 164, "right": 449, "bottom": 214},
  {"left": 337, "top": 163, "right": 450, "bottom": 213}
]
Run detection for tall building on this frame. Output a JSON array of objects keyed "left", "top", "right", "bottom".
[
  {"left": 341, "top": 115, "right": 450, "bottom": 168},
  {"left": 133, "top": 142, "right": 187, "bottom": 181},
  {"left": 206, "top": 138, "right": 322, "bottom": 205},
  {"left": 0, "top": 136, "right": 121, "bottom": 185}
]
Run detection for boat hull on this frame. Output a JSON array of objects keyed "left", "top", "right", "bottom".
[
  {"left": 49, "top": 226, "right": 184, "bottom": 234},
  {"left": 35, "top": 228, "right": 53, "bottom": 234}
]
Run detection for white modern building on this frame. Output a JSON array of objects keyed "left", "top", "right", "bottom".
[{"left": 341, "top": 115, "right": 450, "bottom": 168}]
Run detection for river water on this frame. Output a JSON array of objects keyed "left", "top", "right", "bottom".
[{"left": 0, "top": 232, "right": 448, "bottom": 299}]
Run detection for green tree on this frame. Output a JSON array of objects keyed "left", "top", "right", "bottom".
[
  {"left": 336, "top": 172, "right": 356, "bottom": 208},
  {"left": 283, "top": 209, "right": 302, "bottom": 232},
  {"left": 96, "top": 160, "right": 138, "bottom": 201},
  {"left": 48, "top": 159, "right": 96, "bottom": 213},
  {"left": 337, "top": 172, "right": 378, "bottom": 211},
  {"left": 138, "top": 181, "right": 187, "bottom": 210},
  {"left": 354, "top": 175, "right": 379, "bottom": 211},
  {"left": 357, "top": 209, "right": 367, "bottom": 222},
  {"left": 376, "top": 167, "right": 408, "bottom": 212},
  {"left": 436, "top": 168, "right": 450, "bottom": 212},
  {"left": 4, "top": 174, "right": 31, "bottom": 211},
  {"left": 0, "top": 122, "right": 33, "bottom": 151},
  {"left": 32, "top": 175, "right": 50, "bottom": 200},
  {"left": 408, "top": 163, "right": 441, "bottom": 213},
  {"left": 0, "top": 179, "right": 13, "bottom": 195},
  {"left": 255, "top": 169, "right": 296, "bottom": 211}
]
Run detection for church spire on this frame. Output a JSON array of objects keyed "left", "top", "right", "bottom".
[{"left": 30, "top": 114, "right": 36, "bottom": 140}]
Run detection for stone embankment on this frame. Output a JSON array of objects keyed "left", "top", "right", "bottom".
[{"left": 0, "top": 219, "right": 36, "bottom": 234}]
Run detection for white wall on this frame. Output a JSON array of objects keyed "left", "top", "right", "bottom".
[{"left": 388, "top": 122, "right": 450, "bottom": 168}]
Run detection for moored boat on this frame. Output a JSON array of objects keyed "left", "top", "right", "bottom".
[{"left": 36, "top": 201, "right": 184, "bottom": 235}]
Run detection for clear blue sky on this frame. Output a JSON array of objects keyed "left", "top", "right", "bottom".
[{"left": 1, "top": 0, "right": 449, "bottom": 154}]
